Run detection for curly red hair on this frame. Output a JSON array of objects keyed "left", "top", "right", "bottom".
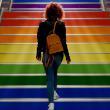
[{"left": 44, "top": 2, "right": 64, "bottom": 20}]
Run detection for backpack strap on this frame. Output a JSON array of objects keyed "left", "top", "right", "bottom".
[{"left": 52, "top": 21, "right": 57, "bottom": 34}]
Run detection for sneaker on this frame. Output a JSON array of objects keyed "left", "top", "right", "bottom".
[
  {"left": 48, "top": 103, "right": 54, "bottom": 110},
  {"left": 54, "top": 91, "right": 60, "bottom": 100}
]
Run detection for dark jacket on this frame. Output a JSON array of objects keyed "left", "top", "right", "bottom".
[{"left": 36, "top": 20, "right": 70, "bottom": 60}]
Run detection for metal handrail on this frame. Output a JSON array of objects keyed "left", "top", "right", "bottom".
[
  {"left": 101, "top": 0, "right": 110, "bottom": 12},
  {"left": 0, "top": 0, "right": 13, "bottom": 11},
  {"left": 101, "top": 0, "right": 106, "bottom": 11}
]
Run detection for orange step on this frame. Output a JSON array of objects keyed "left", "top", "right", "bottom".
[
  {"left": 0, "top": 36, "right": 110, "bottom": 43},
  {"left": 67, "top": 27, "right": 110, "bottom": 34},
  {"left": 3, "top": 12, "right": 110, "bottom": 18},
  {"left": 0, "top": 36, "right": 37, "bottom": 43},
  {"left": 1, "top": 19, "right": 110, "bottom": 26},
  {"left": 67, "top": 36, "right": 110, "bottom": 43},
  {"left": 0, "top": 27, "right": 110, "bottom": 34}
]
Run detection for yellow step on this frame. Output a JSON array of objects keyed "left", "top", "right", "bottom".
[
  {"left": 0, "top": 54, "right": 109, "bottom": 63},
  {"left": 0, "top": 44, "right": 110, "bottom": 53}
]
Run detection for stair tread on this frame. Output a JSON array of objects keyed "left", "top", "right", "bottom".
[
  {"left": 0, "top": 102, "right": 109, "bottom": 110},
  {"left": 0, "top": 88, "right": 110, "bottom": 98},
  {"left": 3, "top": 12, "right": 110, "bottom": 18},
  {"left": 13, "top": 0, "right": 100, "bottom": 2},
  {"left": 1, "top": 19, "right": 110, "bottom": 26},
  {"left": 12, "top": 4, "right": 101, "bottom": 9},
  {"left": 0, "top": 36, "right": 110, "bottom": 43}
]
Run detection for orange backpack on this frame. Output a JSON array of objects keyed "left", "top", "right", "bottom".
[{"left": 46, "top": 21, "right": 64, "bottom": 54}]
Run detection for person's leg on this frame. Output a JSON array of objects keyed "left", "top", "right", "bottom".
[
  {"left": 42, "top": 53, "right": 54, "bottom": 103},
  {"left": 53, "top": 53, "right": 63, "bottom": 91},
  {"left": 53, "top": 69, "right": 57, "bottom": 91},
  {"left": 46, "top": 67, "right": 54, "bottom": 103}
]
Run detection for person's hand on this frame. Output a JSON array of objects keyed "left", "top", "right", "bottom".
[
  {"left": 36, "top": 56, "right": 41, "bottom": 61},
  {"left": 66, "top": 57, "right": 71, "bottom": 64},
  {"left": 66, "top": 59, "right": 71, "bottom": 64}
]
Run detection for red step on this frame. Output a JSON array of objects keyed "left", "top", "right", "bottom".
[
  {"left": 2, "top": 11, "right": 110, "bottom": 18},
  {"left": 1, "top": 19, "right": 110, "bottom": 26}
]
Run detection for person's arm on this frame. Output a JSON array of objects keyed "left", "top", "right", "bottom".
[
  {"left": 36, "top": 22, "right": 43, "bottom": 61},
  {"left": 60, "top": 22, "right": 71, "bottom": 63}
]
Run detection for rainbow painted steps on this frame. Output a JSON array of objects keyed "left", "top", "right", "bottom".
[
  {"left": 0, "top": 36, "right": 110, "bottom": 43},
  {"left": 0, "top": 64, "right": 110, "bottom": 85},
  {"left": 12, "top": 0, "right": 101, "bottom": 11},
  {"left": 0, "top": 88, "right": 110, "bottom": 98},
  {"left": 0, "top": 1, "right": 110, "bottom": 110},
  {"left": 12, "top": 4, "right": 101, "bottom": 9},
  {"left": 1, "top": 11, "right": 110, "bottom": 64},
  {"left": 0, "top": 102, "right": 110, "bottom": 110},
  {"left": 0, "top": 64, "right": 110, "bottom": 73},
  {"left": 0, "top": 53, "right": 110, "bottom": 63},
  {"left": 13, "top": 0, "right": 100, "bottom": 2},
  {"left": 3, "top": 12, "right": 110, "bottom": 18},
  {"left": 1, "top": 19, "right": 110, "bottom": 26},
  {"left": 0, "top": 44, "right": 110, "bottom": 53},
  {"left": 1, "top": 27, "right": 110, "bottom": 34},
  {"left": 0, "top": 75, "right": 110, "bottom": 85}
]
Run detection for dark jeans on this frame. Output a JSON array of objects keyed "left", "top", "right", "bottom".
[{"left": 42, "top": 52, "right": 63, "bottom": 103}]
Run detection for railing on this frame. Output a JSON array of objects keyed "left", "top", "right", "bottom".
[
  {"left": 0, "top": 0, "right": 13, "bottom": 22},
  {"left": 101, "top": 0, "right": 106, "bottom": 11},
  {"left": 2, "top": 0, "right": 12, "bottom": 11},
  {"left": 101, "top": 0, "right": 110, "bottom": 11}
]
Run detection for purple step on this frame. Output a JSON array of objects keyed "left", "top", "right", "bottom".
[{"left": 12, "top": 4, "right": 101, "bottom": 9}]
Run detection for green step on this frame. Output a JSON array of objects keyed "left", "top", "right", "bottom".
[
  {"left": 0, "top": 64, "right": 110, "bottom": 73},
  {"left": 0, "top": 76, "right": 109, "bottom": 85}
]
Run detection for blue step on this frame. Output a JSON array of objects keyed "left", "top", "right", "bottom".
[
  {"left": 0, "top": 102, "right": 110, "bottom": 110},
  {"left": 13, "top": 0, "right": 100, "bottom": 3},
  {"left": 0, "top": 88, "right": 110, "bottom": 98}
]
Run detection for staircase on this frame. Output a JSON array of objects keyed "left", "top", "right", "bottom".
[
  {"left": 12, "top": 0, "right": 102, "bottom": 11},
  {"left": 0, "top": 0, "right": 110, "bottom": 109}
]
